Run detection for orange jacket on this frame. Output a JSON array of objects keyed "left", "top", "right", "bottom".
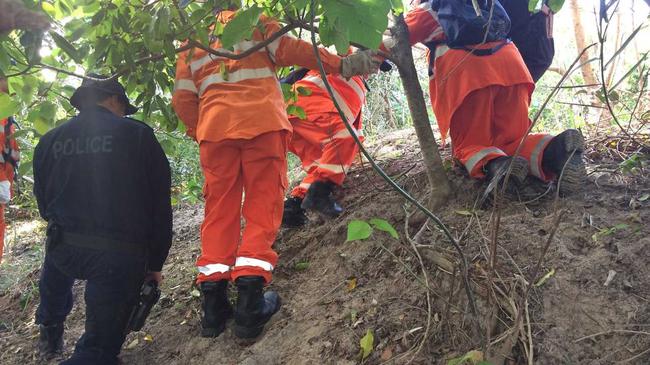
[
  {"left": 293, "top": 71, "right": 366, "bottom": 125},
  {"left": 172, "top": 11, "right": 343, "bottom": 143},
  {"left": 384, "top": 2, "right": 533, "bottom": 141},
  {"left": 0, "top": 117, "right": 19, "bottom": 183}
]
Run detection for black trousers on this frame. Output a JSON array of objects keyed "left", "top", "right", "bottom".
[{"left": 36, "top": 243, "right": 145, "bottom": 365}]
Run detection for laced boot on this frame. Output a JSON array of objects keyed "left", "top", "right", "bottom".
[
  {"left": 301, "top": 181, "right": 343, "bottom": 218},
  {"left": 281, "top": 197, "right": 307, "bottom": 228},
  {"left": 234, "top": 276, "right": 281, "bottom": 339},
  {"left": 200, "top": 280, "right": 233, "bottom": 338},
  {"left": 38, "top": 323, "right": 64, "bottom": 360},
  {"left": 542, "top": 129, "right": 586, "bottom": 196}
]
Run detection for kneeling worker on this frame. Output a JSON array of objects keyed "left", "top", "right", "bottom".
[
  {"left": 33, "top": 74, "right": 172, "bottom": 364},
  {"left": 281, "top": 69, "right": 367, "bottom": 227}
]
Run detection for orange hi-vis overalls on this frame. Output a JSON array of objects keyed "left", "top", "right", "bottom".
[
  {"left": 172, "top": 11, "right": 342, "bottom": 284},
  {"left": 0, "top": 117, "right": 19, "bottom": 263},
  {"left": 288, "top": 71, "right": 366, "bottom": 198},
  {"left": 389, "top": 2, "right": 554, "bottom": 181}
]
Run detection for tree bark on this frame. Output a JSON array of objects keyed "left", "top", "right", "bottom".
[
  {"left": 390, "top": 15, "right": 451, "bottom": 209},
  {"left": 569, "top": 0, "right": 598, "bottom": 85}
]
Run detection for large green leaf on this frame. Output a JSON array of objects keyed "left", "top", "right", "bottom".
[
  {"left": 321, "top": 0, "right": 391, "bottom": 50},
  {"left": 0, "top": 94, "right": 19, "bottom": 120},
  {"left": 547, "top": 0, "right": 566, "bottom": 13},
  {"left": 347, "top": 220, "right": 373, "bottom": 242},
  {"left": 50, "top": 31, "right": 82, "bottom": 63},
  {"left": 220, "top": 6, "right": 264, "bottom": 50},
  {"left": 369, "top": 218, "right": 398, "bottom": 239}
]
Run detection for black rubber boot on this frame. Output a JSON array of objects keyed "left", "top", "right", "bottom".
[
  {"left": 301, "top": 180, "right": 343, "bottom": 218},
  {"left": 234, "top": 276, "right": 281, "bottom": 339},
  {"left": 542, "top": 129, "right": 586, "bottom": 196},
  {"left": 282, "top": 197, "right": 307, "bottom": 228},
  {"left": 200, "top": 280, "right": 233, "bottom": 338},
  {"left": 482, "top": 156, "right": 529, "bottom": 203},
  {"left": 38, "top": 323, "right": 64, "bottom": 360}
]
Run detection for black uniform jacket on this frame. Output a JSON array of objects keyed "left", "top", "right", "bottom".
[{"left": 33, "top": 105, "right": 172, "bottom": 271}]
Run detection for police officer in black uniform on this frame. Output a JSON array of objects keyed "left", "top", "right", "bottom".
[{"left": 33, "top": 74, "right": 172, "bottom": 364}]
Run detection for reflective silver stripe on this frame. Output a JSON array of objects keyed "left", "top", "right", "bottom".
[
  {"left": 0, "top": 154, "right": 4, "bottom": 163},
  {"left": 423, "top": 27, "right": 445, "bottom": 43},
  {"left": 336, "top": 75, "right": 366, "bottom": 104},
  {"left": 298, "top": 182, "right": 311, "bottom": 190},
  {"left": 529, "top": 134, "right": 554, "bottom": 178},
  {"left": 320, "top": 128, "right": 362, "bottom": 144},
  {"left": 267, "top": 34, "right": 293, "bottom": 62},
  {"left": 199, "top": 68, "right": 276, "bottom": 95},
  {"left": 235, "top": 257, "right": 274, "bottom": 271},
  {"left": 314, "top": 162, "right": 349, "bottom": 174},
  {"left": 10, "top": 150, "right": 19, "bottom": 161},
  {"left": 190, "top": 54, "right": 215, "bottom": 74},
  {"left": 197, "top": 263, "right": 231, "bottom": 276},
  {"left": 465, "top": 147, "right": 505, "bottom": 174},
  {"left": 434, "top": 45, "right": 449, "bottom": 60},
  {"left": 303, "top": 76, "right": 356, "bottom": 123},
  {"left": 173, "top": 79, "right": 198, "bottom": 94},
  {"left": 190, "top": 40, "right": 264, "bottom": 74}
]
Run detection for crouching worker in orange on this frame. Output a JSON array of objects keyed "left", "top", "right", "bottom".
[
  {"left": 279, "top": 68, "right": 367, "bottom": 227},
  {"left": 0, "top": 76, "right": 20, "bottom": 264},
  {"left": 382, "top": 0, "right": 586, "bottom": 196},
  {"left": 171, "top": 3, "right": 379, "bottom": 339}
]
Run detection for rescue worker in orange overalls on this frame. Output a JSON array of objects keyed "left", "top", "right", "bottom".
[
  {"left": 280, "top": 69, "right": 367, "bottom": 227},
  {"left": 382, "top": 0, "right": 586, "bottom": 196},
  {"left": 0, "top": 76, "right": 20, "bottom": 264},
  {"left": 171, "top": 4, "right": 379, "bottom": 339}
]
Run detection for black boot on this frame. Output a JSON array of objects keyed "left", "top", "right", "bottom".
[
  {"left": 234, "top": 276, "right": 281, "bottom": 339},
  {"left": 484, "top": 156, "right": 529, "bottom": 199},
  {"left": 200, "top": 280, "right": 233, "bottom": 338},
  {"left": 282, "top": 197, "right": 307, "bottom": 228},
  {"left": 542, "top": 129, "right": 586, "bottom": 196},
  {"left": 301, "top": 180, "right": 343, "bottom": 218},
  {"left": 38, "top": 323, "right": 64, "bottom": 359}
]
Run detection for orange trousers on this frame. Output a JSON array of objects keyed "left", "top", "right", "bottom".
[
  {"left": 0, "top": 204, "right": 4, "bottom": 264},
  {"left": 450, "top": 84, "right": 553, "bottom": 181},
  {"left": 196, "top": 131, "right": 288, "bottom": 284},
  {"left": 288, "top": 112, "right": 361, "bottom": 198}
]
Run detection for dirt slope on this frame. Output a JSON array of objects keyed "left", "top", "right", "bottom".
[{"left": 1, "top": 129, "right": 649, "bottom": 364}]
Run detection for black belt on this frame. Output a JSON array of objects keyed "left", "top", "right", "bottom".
[{"left": 59, "top": 231, "right": 146, "bottom": 256}]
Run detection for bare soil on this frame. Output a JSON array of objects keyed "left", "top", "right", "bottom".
[{"left": 1, "top": 129, "right": 649, "bottom": 364}]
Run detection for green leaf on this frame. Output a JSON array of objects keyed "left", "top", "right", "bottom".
[
  {"left": 369, "top": 218, "right": 398, "bottom": 239},
  {"left": 347, "top": 220, "right": 373, "bottom": 242},
  {"left": 42, "top": 2, "right": 56, "bottom": 16},
  {"left": 321, "top": 0, "right": 391, "bottom": 50},
  {"left": 528, "top": 0, "right": 542, "bottom": 12},
  {"left": 0, "top": 94, "right": 19, "bottom": 120},
  {"left": 547, "top": 0, "right": 566, "bottom": 13},
  {"left": 294, "top": 261, "right": 310, "bottom": 271},
  {"left": 220, "top": 6, "right": 264, "bottom": 49},
  {"left": 17, "top": 159, "right": 33, "bottom": 177},
  {"left": 286, "top": 105, "right": 306, "bottom": 120},
  {"left": 359, "top": 329, "right": 374, "bottom": 360},
  {"left": 296, "top": 86, "right": 312, "bottom": 96},
  {"left": 50, "top": 31, "right": 81, "bottom": 63},
  {"left": 639, "top": 193, "right": 650, "bottom": 202},
  {"left": 534, "top": 268, "right": 556, "bottom": 287}
]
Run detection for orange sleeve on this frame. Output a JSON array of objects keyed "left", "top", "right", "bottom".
[
  {"left": 171, "top": 50, "right": 200, "bottom": 140},
  {"left": 262, "top": 18, "right": 342, "bottom": 74}
]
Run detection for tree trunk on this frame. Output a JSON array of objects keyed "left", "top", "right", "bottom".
[
  {"left": 569, "top": 0, "right": 598, "bottom": 85},
  {"left": 390, "top": 15, "right": 451, "bottom": 209}
]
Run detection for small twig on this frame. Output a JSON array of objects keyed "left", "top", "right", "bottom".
[
  {"left": 616, "top": 347, "right": 650, "bottom": 364},
  {"left": 574, "top": 329, "right": 650, "bottom": 343}
]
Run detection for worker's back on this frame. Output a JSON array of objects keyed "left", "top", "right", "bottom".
[{"left": 33, "top": 105, "right": 171, "bottom": 248}]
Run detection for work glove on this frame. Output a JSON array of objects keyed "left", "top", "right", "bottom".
[{"left": 340, "top": 49, "right": 382, "bottom": 79}]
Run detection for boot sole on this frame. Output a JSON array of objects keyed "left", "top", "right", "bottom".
[
  {"left": 557, "top": 130, "right": 586, "bottom": 196},
  {"left": 558, "top": 155, "right": 587, "bottom": 196}
]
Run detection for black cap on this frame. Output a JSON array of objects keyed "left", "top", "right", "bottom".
[{"left": 70, "top": 73, "right": 138, "bottom": 115}]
